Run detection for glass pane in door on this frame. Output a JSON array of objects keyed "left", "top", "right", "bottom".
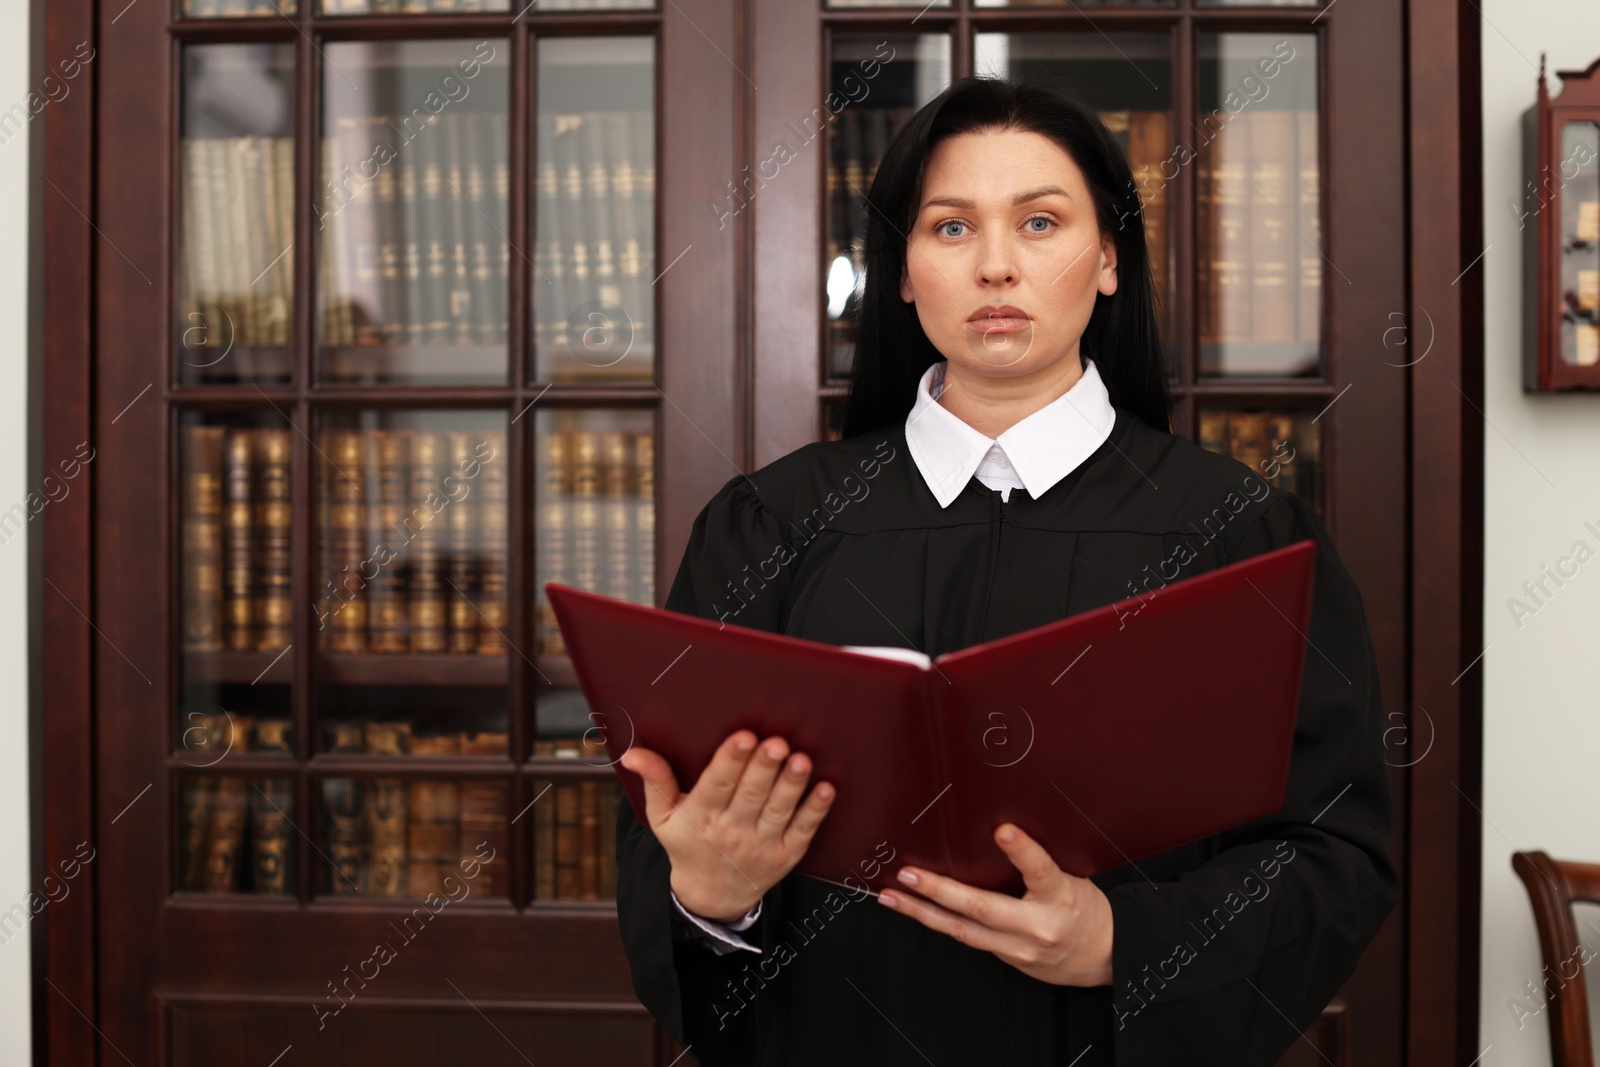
[
  {"left": 176, "top": 410, "right": 296, "bottom": 763},
  {"left": 1195, "top": 34, "right": 1320, "bottom": 377},
  {"left": 177, "top": 44, "right": 296, "bottom": 384},
  {"left": 825, "top": 34, "right": 952, "bottom": 381},
  {"left": 318, "top": 39, "right": 511, "bottom": 384},
  {"left": 533, "top": 37, "right": 656, "bottom": 384},
  {"left": 314, "top": 409, "right": 511, "bottom": 755}
]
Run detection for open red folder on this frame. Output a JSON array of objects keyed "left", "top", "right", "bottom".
[{"left": 544, "top": 538, "right": 1317, "bottom": 896}]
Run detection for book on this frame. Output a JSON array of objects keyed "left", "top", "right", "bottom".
[
  {"left": 408, "top": 432, "right": 447, "bottom": 653},
  {"left": 223, "top": 425, "right": 254, "bottom": 650},
  {"left": 475, "top": 430, "right": 509, "bottom": 653},
  {"left": 1296, "top": 108, "right": 1322, "bottom": 346},
  {"left": 326, "top": 429, "right": 369, "bottom": 652},
  {"left": 370, "top": 429, "right": 411, "bottom": 652},
  {"left": 250, "top": 719, "right": 294, "bottom": 895},
  {"left": 181, "top": 426, "right": 225, "bottom": 651},
  {"left": 1247, "top": 109, "right": 1297, "bottom": 345},
  {"left": 365, "top": 722, "right": 411, "bottom": 897},
  {"left": 546, "top": 538, "right": 1317, "bottom": 895},
  {"left": 255, "top": 429, "right": 293, "bottom": 650},
  {"left": 324, "top": 723, "right": 367, "bottom": 895},
  {"left": 201, "top": 715, "right": 254, "bottom": 893},
  {"left": 405, "top": 734, "right": 462, "bottom": 897},
  {"left": 458, "top": 778, "right": 508, "bottom": 898}
]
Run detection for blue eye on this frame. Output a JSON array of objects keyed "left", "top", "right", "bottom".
[
  {"left": 939, "top": 221, "right": 967, "bottom": 238},
  {"left": 1025, "top": 217, "right": 1054, "bottom": 233}
]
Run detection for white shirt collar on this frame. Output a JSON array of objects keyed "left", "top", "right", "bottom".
[{"left": 904, "top": 357, "right": 1117, "bottom": 509}]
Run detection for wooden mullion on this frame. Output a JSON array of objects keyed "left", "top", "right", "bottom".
[{"left": 1173, "top": 13, "right": 1195, "bottom": 394}]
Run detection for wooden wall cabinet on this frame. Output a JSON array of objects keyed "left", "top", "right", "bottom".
[{"left": 1522, "top": 54, "right": 1600, "bottom": 391}]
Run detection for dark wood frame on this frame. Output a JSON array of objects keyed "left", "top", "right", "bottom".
[{"left": 29, "top": 0, "right": 1485, "bottom": 1063}]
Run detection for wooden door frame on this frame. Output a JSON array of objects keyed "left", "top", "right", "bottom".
[
  {"left": 28, "top": 0, "right": 1484, "bottom": 1063},
  {"left": 1404, "top": 0, "right": 1486, "bottom": 1061}
]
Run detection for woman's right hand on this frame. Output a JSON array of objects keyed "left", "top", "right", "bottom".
[{"left": 618, "top": 729, "right": 836, "bottom": 924}]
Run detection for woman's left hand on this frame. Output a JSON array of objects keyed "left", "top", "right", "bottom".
[{"left": 876, "top": 822, "right": 1114, "bottom": 987}]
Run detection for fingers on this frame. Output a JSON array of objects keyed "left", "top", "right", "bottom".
[
  {"left": 994, "top": 823, "right": 1066, "bottom": 896},
  {"left": 884, "top": 865, "right": 1028, "bottom": 936},
  {"left": 617, "top": 746, "right": 682, "bottom": 829},
  {"left": 756, "top": 751, "right": 813, "bottom": 835},
  {"left": 780, "top": 776, "right": 836, "bottom": 852},
  {"left": 725, "top": 736, "right": 791, "bottom": 824},
  {"left": 684, "top": 730, "right": 760, "bottom": 813},
  {"left": 876, "top": 881, "right": 1012, "bottom": 956}
]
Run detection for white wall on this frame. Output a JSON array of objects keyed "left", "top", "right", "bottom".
[
  {"left": 1479, "top": 7, "right": 1600, "bottom": 1065},
  {"left": 0, "top": 0, "right": 31, "bottom": 1062}
]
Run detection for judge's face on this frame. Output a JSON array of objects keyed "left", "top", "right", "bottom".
[{"left": 899, "top": 127, "right": 1117, "bottom": 378}]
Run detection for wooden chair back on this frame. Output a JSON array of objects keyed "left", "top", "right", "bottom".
[{"left": 1512, "top": 850, "right": 1600, "bottom": 1067}]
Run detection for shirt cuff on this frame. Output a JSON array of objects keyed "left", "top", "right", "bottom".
[{"left": 669, "top": 890, "right": 764, "bottom": 955}]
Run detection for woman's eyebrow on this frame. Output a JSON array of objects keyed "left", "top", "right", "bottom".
[{"left": 920, "top": 185, "right": 1073, "bottom": 211}]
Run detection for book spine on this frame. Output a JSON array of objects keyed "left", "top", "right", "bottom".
[
  {"left": 408, "top": 431, "right": 448, "bottom": 653},
  {"left": 271, "top": 136, "right": 295, "bottom": 347},
  {"left": 1247, "top": 109, "right": 1296, "bottom": 346},
  {"left": 179, "top": 776, "right": 216, "bottom": 890},
  {"left": 222, "top": 428, "right": 254, "bottom": 651},
  {"left": 1128, "top": 111, "right": 1169, "bottom": 314},
  {"left": 327, "top": 429, "right": 369, "bottom": 652},
  {"left": 570, "top": 430, "right": 600, "bottom": 593},
  {"left": 250, "top": 719, "right": 294, "bottom": 895},
  {"left": 601, "top": 430, "right": 631, "bottom": 601},
  {"left": 374, "top": 117, "right": 407, "bottom": 346},
  {"left": 579, "top": 777, "right": 601, "bottom": 901},
  {"left": 1227, "top": 412, "right": 1270, "bottom": 474},
  {"left": 324, "top": 723, "right": 367, "bottom": 894},
  {"left": 399, "top": 123, "right": 427, "bottom": 347},
  {"left": 446, "top": 431, "right": 479, "bottom": 653},
  {"left": 555, "top": 776, "right": 580, "bottom": 900},
  {"left": 202, "top": 715, "right": 254, "bottom": 892},
  {"left": 1296, "top": 108, "right": 1322, "bottom": 347},
  {"left": 1198, "top": 409, "right": 1228, "bottom": 457},
  {"left": 365, "top": 722, "right": 411, "bottom": 897},
  {"left": 535, "top": 427, "right": 569, "bottom": 653},
  {"left": 441, "top": 114, "right": 477, "bottom": 347},
  {"left": 463, "top": 113, "right": 500, "bottom": 348},
  {"left": 632, "top": 431, "right": 654, "bottom": 607},
  {"left": 182, "top": 426, "right": 225, "bottom": 651},
  {"left": 476, "top": 430, "right": 508, "bottom": 654},
  {"left": 534, "top": 774, "right": 556, "bottom": 900},
  {"left": 255, "top": 429, "right": 293, "bottom": 650},
  {"left": 459, "top": 780, "right": 508, "bottom": 897},
  {"left": 178, "top": 140, "right": 207, "bottom": 355},
  {"left": 1212, "top": 117, "right": 1252, "bottom": 348},
  {"left": 599, "top": 778, "right": 620, "bottom": 899},
  {"left": 534, "top": 113, "right": 560, "bottom": 358},
  {"left": 369, "top": 429, "right": 410, "bottom": 652},
  {"left": 604, "top": 111, "right": 641, "bottom": 359},
  {"left": 922, "top": 665, "right": 958, "bottom": 874}
]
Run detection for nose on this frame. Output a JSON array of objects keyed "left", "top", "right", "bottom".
[{"left": 976, "top": 230, "right": 1018, "bottom": 286}]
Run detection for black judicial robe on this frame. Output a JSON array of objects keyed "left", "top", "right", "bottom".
[{"left": 614, "top": 403, "right": 1401, "bottom": 1067}]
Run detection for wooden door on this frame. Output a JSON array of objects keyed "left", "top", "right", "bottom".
[
  {"left": 748, "top": 1, "right": 1408, "bottom": 1063},
  {"left": 82, "top": 0, "right": 745, "bottom": 1063}
]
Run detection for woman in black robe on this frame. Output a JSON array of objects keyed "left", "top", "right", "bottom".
[{"left": 612, "top": 75, "right": 1400, "bottom": 1066}]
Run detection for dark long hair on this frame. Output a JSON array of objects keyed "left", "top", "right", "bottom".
[{"left": 839, "top": 75, "right": 1173, "bottom": 439}]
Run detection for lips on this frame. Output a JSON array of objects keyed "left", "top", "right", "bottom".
[{"left": 968, "top": 305, "right": 1031, "bottom": 333}]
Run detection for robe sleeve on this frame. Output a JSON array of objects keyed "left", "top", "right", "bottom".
[
  {"left": 1099, "top": 489, "right": 1402, "bottom": 1066},
  {"left": 613, "top": 474, "right": 800, "bottom": 1063}
]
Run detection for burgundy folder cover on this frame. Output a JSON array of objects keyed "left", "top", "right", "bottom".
[{"left": 545, "top": 538, "right": 1317, "bottom": 896}]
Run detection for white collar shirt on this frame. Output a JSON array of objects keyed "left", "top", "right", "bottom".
[{"left": 903, "top": 356, "right": 1118, "bottom": 507}]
